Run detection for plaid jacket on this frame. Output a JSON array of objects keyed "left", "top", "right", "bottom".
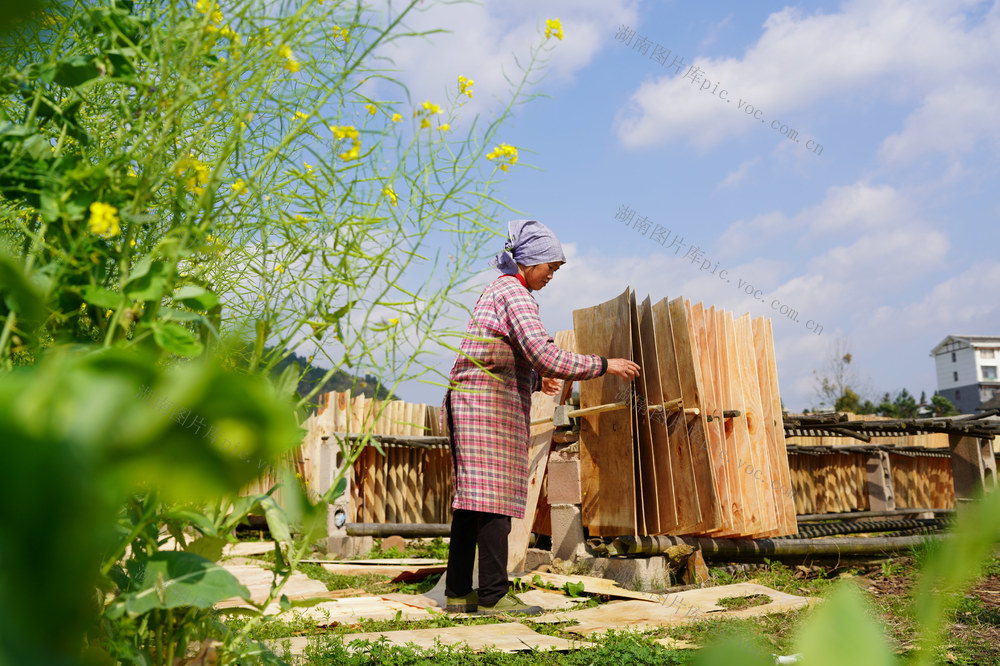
[{"left": 443, "top": 275, "right": 605, "bottom": 518}]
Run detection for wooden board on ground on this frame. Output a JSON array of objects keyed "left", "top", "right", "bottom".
[
  {"left": 574, "top": 288, "right": 636, "bottom": 536},
  {"left": 262, "top": 596, "right": 436, "bottom": 626},
  {"left": 320, "top": 561, "right": 446, "bottom": 582},
  {"left": 216, "top": 564, "right": 336, "bottom": 608},
  {"left": 638, "top": 296, "right": 679, "bottom": 533},
  {"left": 669, "top": 298, "right": 720, "bottom": 533},
  {"left": 650, "top": 298, "right": 701, "bottom": 532},
  {"left": 533, "top": 583, "right": 816, "bottom": 634},
  {"left": 339, "top": 622, "right": 586, "bottom": 653},
  {"left": 526, "top": 571, "right": 668, "bottom": 603}
]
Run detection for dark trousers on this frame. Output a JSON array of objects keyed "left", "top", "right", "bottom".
[{"left": 445, "top": 508, "right": 511, "bottom": 606}]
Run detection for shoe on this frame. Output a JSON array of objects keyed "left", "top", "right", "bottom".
[
  {"left": 477, "top": 592, "right": 543, "bottom": 616},
  {"left": 445, "top": 591, "right": 478, "bottom": 613}
]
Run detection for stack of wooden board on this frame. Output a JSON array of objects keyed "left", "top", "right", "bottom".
[
  {"left": 572, "top": 288, "right": 796, "bottom": 538},
  {"left": 289, "top": 392, "right": 453, "bottom": 524}
]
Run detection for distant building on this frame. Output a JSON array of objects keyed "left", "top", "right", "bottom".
[{"left": 930, "top": 335, "right": 1000, "bottom": 413}]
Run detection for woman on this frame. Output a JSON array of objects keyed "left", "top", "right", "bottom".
[{"left": 442, "top": 219, "right": 640, "bottom": 615}]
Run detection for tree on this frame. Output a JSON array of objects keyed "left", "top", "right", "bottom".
[
  {"left": 812, "top": 337, "right": 872, "bottom": 411},
  {"left": 835, "top": 387, "right": 861, "bottom": 413},
  {"left": 931, "top": 394, "right": 960, "bottom": 417}
]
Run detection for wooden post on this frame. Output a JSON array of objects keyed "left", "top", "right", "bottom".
[
  {"left": 865, "top": 451, "right": 895, "bottom": 512},
  {"left": 949, "top": 434, "right": 997, "bottom": 500}
]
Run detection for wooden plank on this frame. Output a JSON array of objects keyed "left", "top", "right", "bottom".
[
  {"left": 535, "top": 583, "right": 815, "bottom": 635},
  {"left": 372, "top": 399, "right": 386, "bottom": 524},
  {"left": 341, "top": 622, "right": 583, "bottom": 653},
  {"left": 650, "top": 298, "right": 701, "bottom": 533},
  {"left": 509, "top": 430, "right": 555, "bottom": 571},
  {"left": 735, "top": 313, "right": 779, "bottom": 536},
  {"left": 508, "top": 329, "right": 573, "bottom": 570},
  {"left": 761, "top": 319, "right": 796, "bottom": 531},
  {"left": 668, "top": 298, "right": 719, "bottom": 532},
  {"left": 690, "top": 302, "right": 733, "bottom": 536},
  {"left": 720, "top": 311, "right": 762, "bottom": 535},
  {"left": 629, "top": 291, "right": 657, "bottom": 534},
  {"left": 527, "top": 571, "right": 667, "bottom": 603},
  {"left": 574, "top": 288, "right": 636, "bottom": 536},
  {"left": 638, "top": 296, "right": 679, "bottom": 533},
  {"left": 709, "top": 306, "right": 746, "bottom": 536}
]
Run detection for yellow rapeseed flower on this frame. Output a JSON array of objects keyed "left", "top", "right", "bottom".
[
  {"left": 364, "top": 103, "right": 377, "bottom": 115},
  {"left": 88, "top": 202, "right": 121, "bottom": 238},
  {"left": 330, "top": 124, "right": 361, "bottom": 160},
  {"left": 278, "top": 44, "right": 301, "bottom": 72},
  {"left": 486, "top": 143, "right": 518, "bottom": 172},
  {"left": 294, "top": 110, "right": 311, "bottom": 120},
  {"left": 391, "top": 113, "right": 402, "bottom": 122},
  {"left": 422, "top": 101, "right": 442, "bottom": 115},
  {"left": 419, "top": 118, "right": 430, "bottom": 129},
  {"left": 330, "top": 124, "right": 359, "bottom": 140},
  {"left": 382, "top": 185, "right": 397, "bottom": 207},
  {"left": 332, "top": 25, "right": 350, "bottom": 42},
  {"left": 196, "top": 0, "right": 212, "bottom": 14},
  {"left": 458, "top": 75, "right": 474, "bottom": 98},
  {"left": 274, "top": 263, "right": 284, "bottom": 274},
  {"left": 231, "top": 179, "right": 248, "bottom": 196},
  {"left": 439, "top": 123, "right": 451, "bottom": 132},
  {"left": 304, "top": 162, "right": 313, "bottom": 173},
  {"left": 545, "top": 18, "right": 563, "bottom": 40},
  {"left": 389, "top": 318, "right": 399, "bottom": 325}
]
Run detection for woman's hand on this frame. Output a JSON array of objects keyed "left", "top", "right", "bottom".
[
  {"left": 606, "top": 358, "right": 640, "bottom": 380},
  {"left": 541, "top": 377, "right": 563, "bottom": 396}
]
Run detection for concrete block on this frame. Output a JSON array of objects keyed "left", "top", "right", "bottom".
[
  {"left": 547, "top": 459, "right": 582, "bottom": 505},
  {"left": 575, "top": 556, "right": 674, "bottom": 592},
  {"left": 327, "top": 534, "right": 374, "bottom": 558},
  {"left": 549, "top": 503, "right": 586, "bottom": 561},
  {"left": 523, "top": 547, "right": 553, "bottom": 573}
]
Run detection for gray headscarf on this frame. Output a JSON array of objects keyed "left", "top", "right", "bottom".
[{"left": 489, "top": 219, "right": 566, "bottom": 275}]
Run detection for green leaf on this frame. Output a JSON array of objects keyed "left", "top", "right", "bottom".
[
  {"left": 117, "top": 551, "right": 250, "bottom": 616},
  {"left": 174, "top": 285, "right": 219, "bottom": 310},
  {"left": 795, "top": 581, "right": 894, "bottom": 666},
  {"left": 185, "top": 536, "right": 226, "bottom": 562},
  {"left": 150, "top": 321, "right": 203, "bottom": 357},
  {"left": 0, "top": 252, "right": 47, "bottom": 330},
  {"left": 563, "top": 581, "right": 585, "bottom": 597},
  {"left": 82, "top": 285, "right": 121, "bottom": 310},
  {"left": 162, "top": 509, "right": 218, "bottom": 536},
  {"left": 279, "top": 594, "right": 292, "bottom": 611},
  {"left": 54, "top": 55, "right": 102, "bottom": 87},
  {"left": 272, "top": 362, "right": 300, "bottom": 403},
  {"left": 260, "top": 496, "right": 292, "bottom": 545},
  {"left": 123, "top": 260, "right": 169, "bottom": 301}
]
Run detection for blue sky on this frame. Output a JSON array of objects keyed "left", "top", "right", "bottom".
[{"left": 348, "top": 0, "right": 1000, "bottom": 411}]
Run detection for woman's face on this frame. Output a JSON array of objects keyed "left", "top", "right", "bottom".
[{"left": 522, "top": 262, "right": 563, "bottom": 291}]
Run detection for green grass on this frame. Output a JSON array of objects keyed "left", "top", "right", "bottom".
[{"left": 223, "top": 548, "right": 1000, "bottom": 665}]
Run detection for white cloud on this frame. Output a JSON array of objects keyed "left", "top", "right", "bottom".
[
  {"left": 370, "top": 0, "right": 639, "bottom": 124},
  {"left": 716, "top": 157, "right": 760, "bottom": 190},
  {"left": 614, "top": 0, "right": 1000, "bottom": 154}
]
